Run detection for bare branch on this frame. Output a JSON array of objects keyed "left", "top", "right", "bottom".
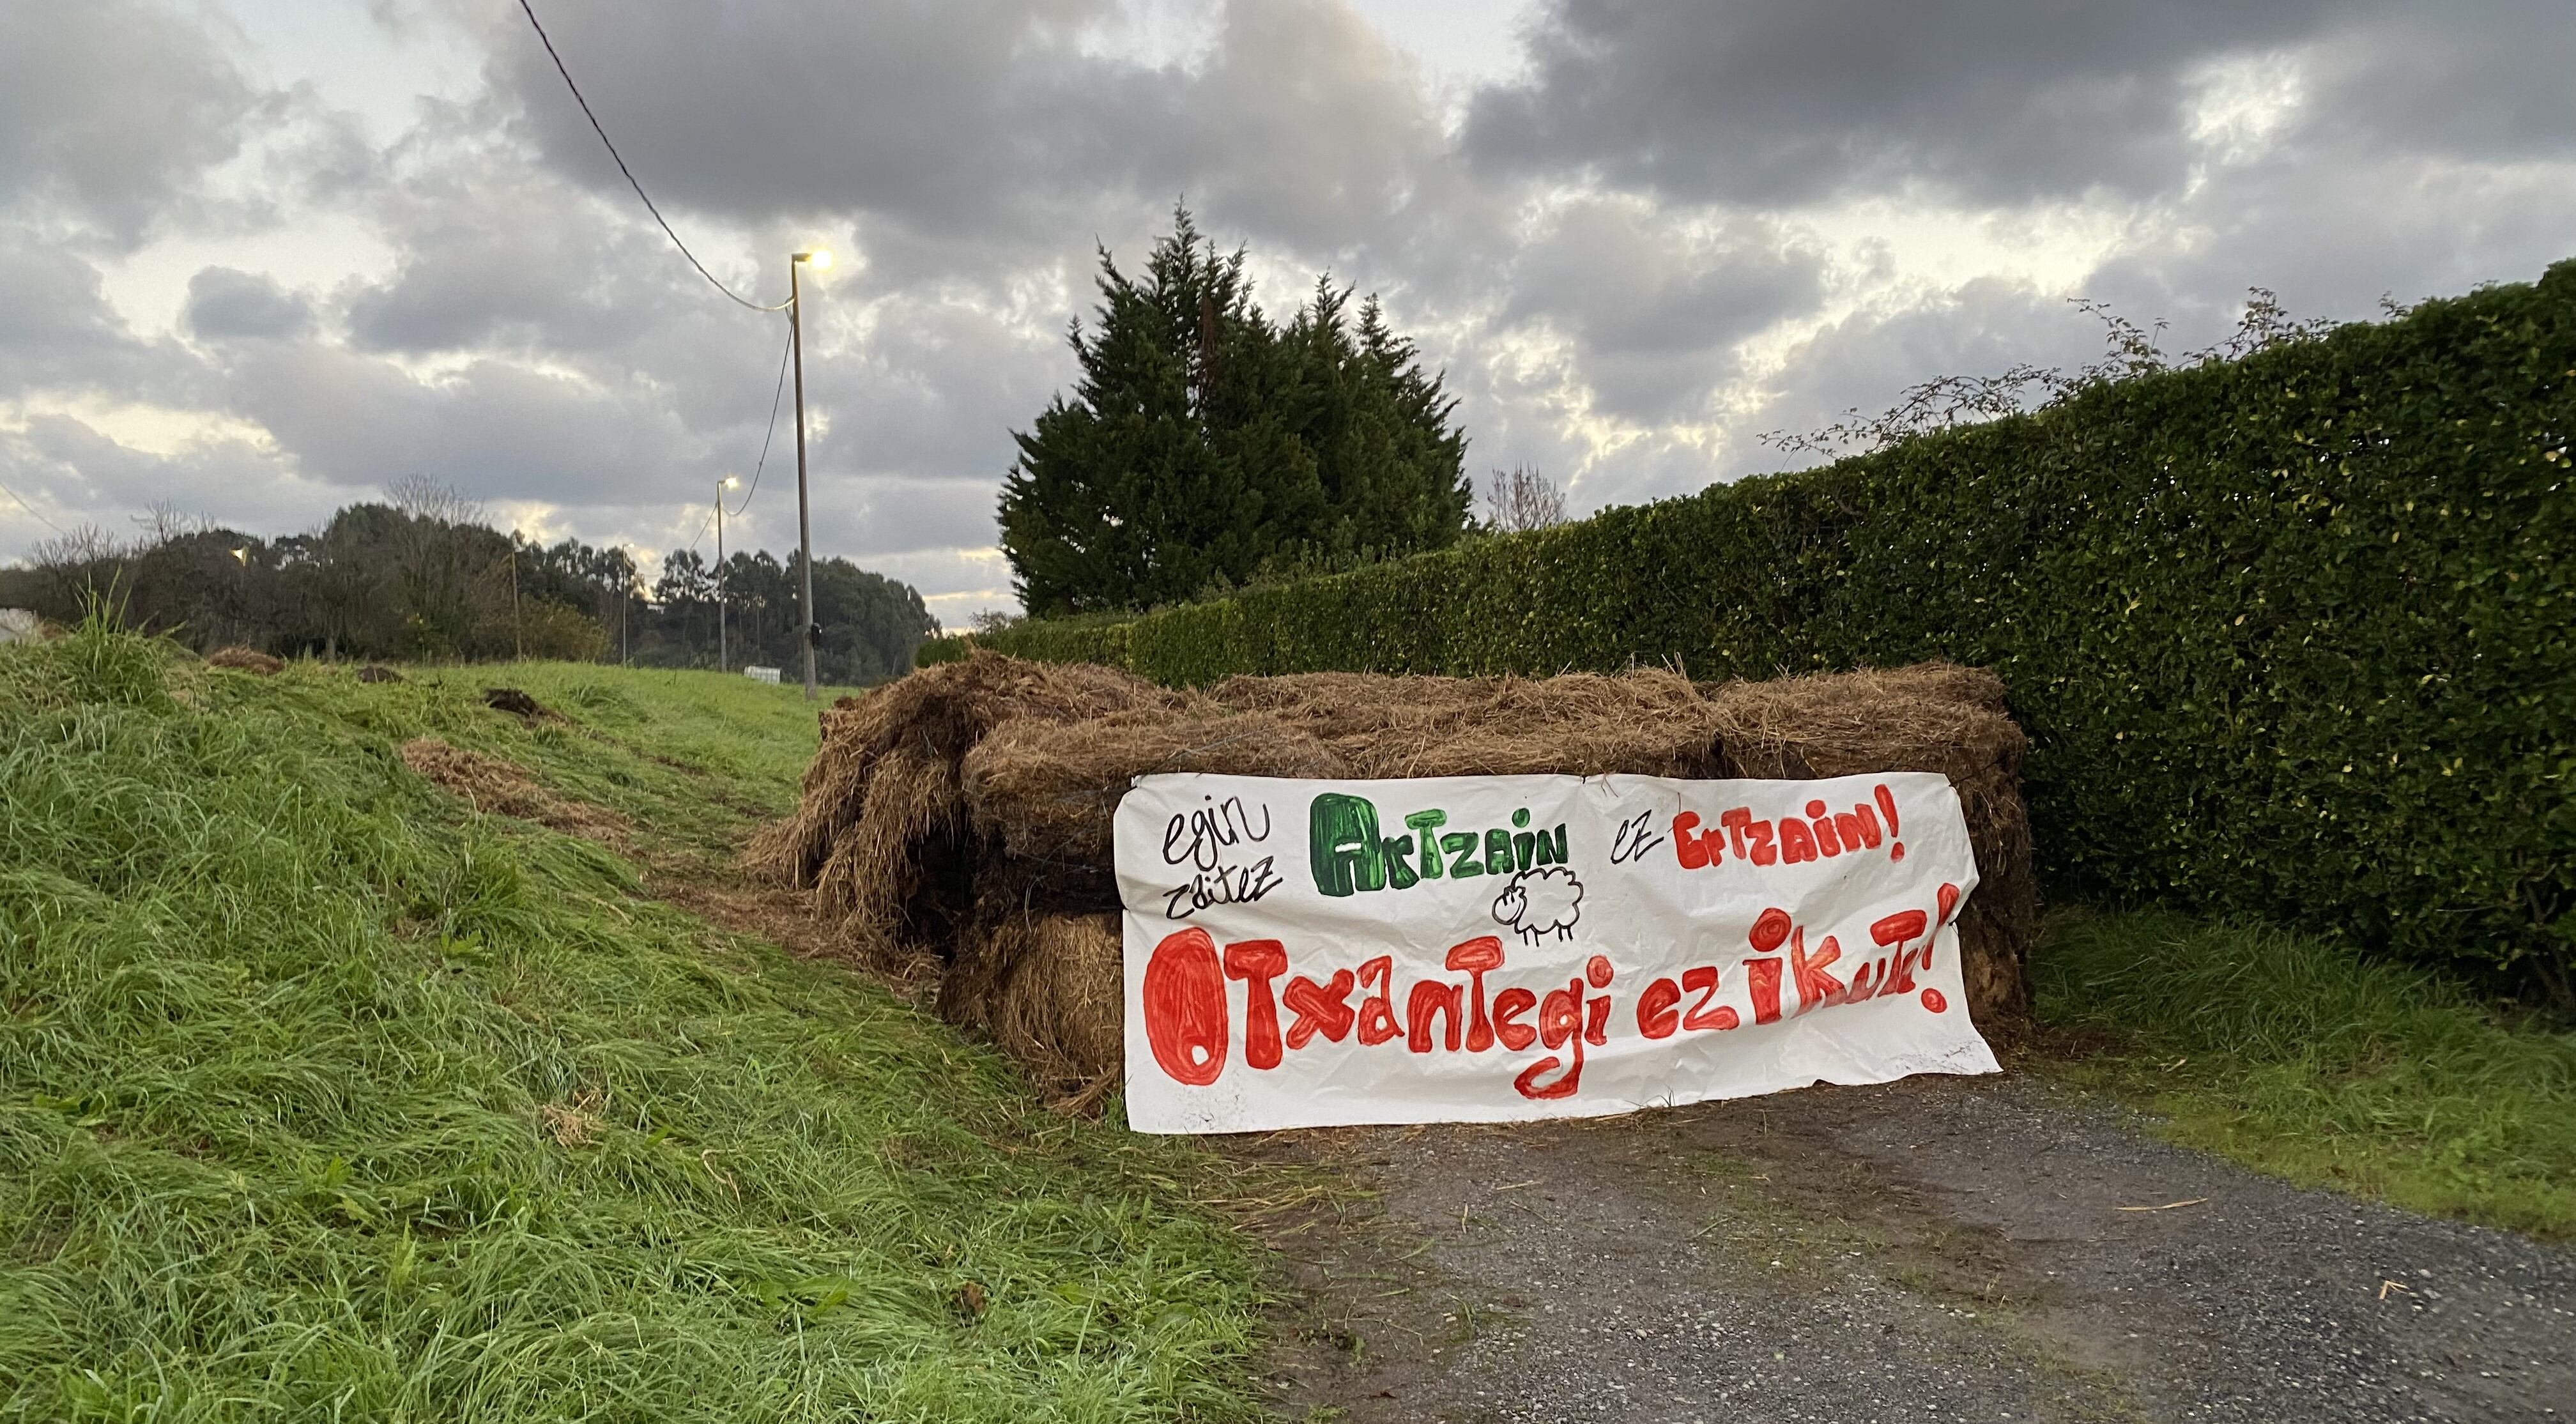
[
  {"left": 1763, "top": 287, "right": 2335, "bottom": 459},
  {"left": 1482, "top": 464, "right": 1567, "bottom": 533}
]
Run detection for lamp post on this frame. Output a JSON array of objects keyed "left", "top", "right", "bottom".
[
  {"left": 789, "top": 247, "right": 831, "bottom": 701},
  {"left": 230, "top": 547, "right": 249, "bottom": 652},
  {"left": 509, "top": 537, "right": 522, "bottom": 660},
  {"left": 715, "top": 474, "right": 738, "bottom": 672}
]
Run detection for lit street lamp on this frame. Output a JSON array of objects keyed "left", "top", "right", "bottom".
[
  {"left": 715, "top": 474, "right": 738, "bottom": 673},
  {"left": 789, "top": 247, "right": 831, "bottom": 701}
]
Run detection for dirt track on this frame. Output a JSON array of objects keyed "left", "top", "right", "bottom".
[{"left": 1248, "top": 1073, "right": 2576, "bottom": 1424}]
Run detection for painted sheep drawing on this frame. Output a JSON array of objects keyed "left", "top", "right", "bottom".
[{"left": 1492, "top": 866, "right": 1583, "bottom": 943}]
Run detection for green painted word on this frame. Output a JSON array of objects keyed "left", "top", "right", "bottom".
[{"left": 1309, "top": 794, "right": 1568, "bottom": 898}]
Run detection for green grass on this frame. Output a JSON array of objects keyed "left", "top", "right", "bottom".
[
  {"left": 0, "top": 627, "right": 1264, "bottom": 1422},
  {"left": 214, "top": 661, "right": 862, "bottom": 862},
  {"left": 469, "top": 662, "right": 866, "bottom": 804},
  {"left": 2033, "top": 907, "right": 2576, "bottom": 1239}
]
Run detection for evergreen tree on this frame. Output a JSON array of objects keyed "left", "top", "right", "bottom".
[{"left": 999, "top": 207, "right": 1470, "bottom": 615}]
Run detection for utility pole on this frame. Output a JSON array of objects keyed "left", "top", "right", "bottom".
[
  {"left": 715, "top": 475, "right": 737, "bottom": 673},
  {"left": 620, "top": 547, "right": 630, "bottom": 666},
  {"left": 790, "top": 249, "right": 829, "bottom": 701},
  {"left": 509, "top": 538, "right": 523, "bottom": 661}
]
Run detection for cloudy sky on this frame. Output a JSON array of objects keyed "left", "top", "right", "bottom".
[{"left": 4, "top": 0, "right": 2570, "bottom": 624}]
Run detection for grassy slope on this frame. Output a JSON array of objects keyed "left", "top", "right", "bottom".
[
  {"left": 2032, "top": 908, "right": 2576, "bottom": 1240},
  {"left": 478, "top": 662, "right": 861, "bottom": 811},
  {"left": 0, "top": 634, "right": 1262, "bottom": 1422},
  {"left": 277, "top": 661, "right": 866, "bottom": 859}
]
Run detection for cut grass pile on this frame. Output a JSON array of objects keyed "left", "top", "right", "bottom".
[
  {"left": 2034, "top": 907, "right": 2576, "bottom": 1240},
  {"left": 0, "top": 626, "right": 1264, "bottom": 1421}
]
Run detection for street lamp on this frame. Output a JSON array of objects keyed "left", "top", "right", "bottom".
[
  {"left": 789, "top": 247, "right": 831, "bottom": 701},
  {"left": 715, "top": 475, "right": 738, "bottom": 673},
  {"left": 618, "top": 546, "right": 631, "bottom": 665}
]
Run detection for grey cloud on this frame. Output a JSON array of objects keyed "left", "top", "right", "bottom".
[
  {"left": 0, "top": 243, "right": 139, "bottom": 386},
  {"left": 0, "top": 236, "right": 213, "bottom": 408},
  {"left": 1430, "top": 364, "right": 1601, "bottom": 505},
  {"left": 2, "top": 415, "right": 325, "bottom": 536},
  {"left": 803, "top": 295, "right": 1066, "bottom": 482},
  {"left": 337, "top": 145, "right": 698, "bottom": 356},
  {"left": 804, "top": 473, "right": 1011, "bottom": 560},
  {"left": 1508, "top": 206, "right": 1820, "bottom": 356},
  {"left": 215, "top": 340, "right": 712, "bottom": 507},
  {"left": 862, "top": 545, "right": 1016, "bottom": 612},
  {"left": 1687, "top": 278, "right": 2111, "bottom": 491},
  {"left": 0, "top": 0, "right": 259, "bottom": 235},
  {"left": 2080, "top": 148, "right": 2576, "bottom": 351},
  {"left": 2294, "top": 2, "right": 2576, "bottom": 167},
  {"left": 459, "top": 0, "right": 1504, "bottom": 465},
  {"left": 187, "top": 268, "right": 315, "bottom": 342},
  {"left": 1464, "top": 0, "right": 2345, "bottom": 206},
  {"left": 252, "top": 92, "right": 390, "bottom": 210},
  {"left": 1130, "top": 0, "right": 1453, "bottom": 255},
  {"left": 1773, "top": 278, "right": 2086, "bottom": 394},
  {"left": 323, "top": 128, "right": 827, "bottom": 457},
  {"left": 1499, "top": 201, "right": 1825, "bottom": 419},
  {"left": 482, "top": 0, "right": 1469, "bottom": 277},
  {"left": 482, "top": 0, "right": 1139, "bottom": 236}
]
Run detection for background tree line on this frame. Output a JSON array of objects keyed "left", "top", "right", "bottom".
[
  {"left": 644, "top": 542, "right": 935, "bottom": 684},
  {"left": 0, "top": 478, "right": 937, "bottom": 684}
]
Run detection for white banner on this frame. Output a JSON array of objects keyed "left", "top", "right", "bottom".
[{"left": 1116, "top": 772, "right": 1997, "bottom": 1133}]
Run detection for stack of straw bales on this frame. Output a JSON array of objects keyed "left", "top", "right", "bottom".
[
  {"left": 1703, "top": 666, "right": 2036, "bottom": 1025},
  {"left": 753, "top": 650, "right": 2038, "bottom": 1096}
]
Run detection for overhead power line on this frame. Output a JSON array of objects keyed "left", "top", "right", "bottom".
[
  {"left": 513, "top": 0, "right": 791, "bottom": 313},
  {"left": 0, "top": 477, "right": 68, "bottom": 537},
  {"left": 689, "top": 319, "right": 795, "bottom": 556},
  {"left": 733, "top": 319, "right": 793, "bottom": 518}
]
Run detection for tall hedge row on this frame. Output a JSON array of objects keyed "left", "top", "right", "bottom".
[{"left": 953, "top": 262, "right": 2576, "bottom": 986}]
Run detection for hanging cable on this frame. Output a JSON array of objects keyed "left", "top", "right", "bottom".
[
  {"left": 513, "top": 0, "right": 792, "bottom": 312},
  {"left": 689, "top": 316, "right": 795, "bottom": 555},
  {"left": 0, "top": 477, "right": 68, "bottom": 537},
  {"left": 732, "top": 316, "right": 793, "bottom": 517}
]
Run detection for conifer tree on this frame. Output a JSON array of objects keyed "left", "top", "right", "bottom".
[{"left": 999, "top": 208, "right": 1470, "bottom": 615}]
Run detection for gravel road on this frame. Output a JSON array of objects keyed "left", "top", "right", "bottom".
[{"left": 1245, "top": 1073, "right": 2575, "bottom": 1423}]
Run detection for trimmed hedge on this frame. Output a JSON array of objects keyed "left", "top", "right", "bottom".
[{"left": 946, "top": 261, "right": 2576, "bottom": 986}]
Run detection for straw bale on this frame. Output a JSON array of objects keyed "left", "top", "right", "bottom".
[
  {"left": 1202, "top": 668, "right": 1724, "bottom": 779},
  {"left": 762, "top": 650, "right": 2037, "bottom": 1094},
  {"left": 749, "top": 650, "right": 1176, "bottom": 891},
  {"left": 1793, "top": 661, "right": 2011, "bottom": 716},
  {"left": 806, "top": 742, "right": 975, "bottom": 972},
  {"left": 1707, "top": 668, "right": 2036, "bottom": 1020},
  {"left": 206, "top": 645, "right": 284, "bottom": 675},
  {"left": 942, "top": 911, "right": 1124, "bottom": 1096},
  {"left": 963, "top": 709, "right": 1349, "bottom": 870}
]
